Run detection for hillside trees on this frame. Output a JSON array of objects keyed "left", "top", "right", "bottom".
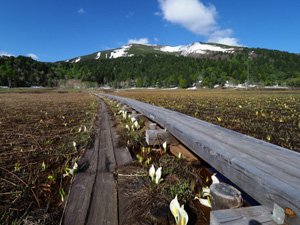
[{"left": 1, "top": 46, "right": 300, "bottom": 88}]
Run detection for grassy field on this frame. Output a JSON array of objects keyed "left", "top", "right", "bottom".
[
  {"left": 111, "top": 89, "right": 300, "bottom": 152},
  {"left": 0, "top": 92, "right": 98, "bottom": 224}
]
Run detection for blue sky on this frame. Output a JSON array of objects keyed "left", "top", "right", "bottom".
[{"left": 1, "top": 0, "right": 300, "bottom": 62}]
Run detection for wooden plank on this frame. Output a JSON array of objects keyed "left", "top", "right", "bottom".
[
  {"left": 210, "top": 206, "right": 276, "bottom": 225},
  {"left": 100, "top": 94, "right": 300, "bottom": 225},
  {"left": 170, "top": 144, "right": 198, "bottom": 161},
  {"left": 63, "top": 132, "right": 100, "bottom": 225},
  {"left": 114, "top": 147, "right": 133, "bottom": 167},
  {"left": 86, "top": 172, "right": 118, "bottom": 225},
  {"left": 64, "top": 98, "right": 120, "bottom": 225}
]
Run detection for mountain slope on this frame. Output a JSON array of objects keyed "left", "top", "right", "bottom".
[{"left": 67, "top": 42, "right": 240, "bottom": 63}]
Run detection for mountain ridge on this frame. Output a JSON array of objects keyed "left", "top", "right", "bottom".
[{"left": 66, "top": 42, "right": 242, "bottom": 63}]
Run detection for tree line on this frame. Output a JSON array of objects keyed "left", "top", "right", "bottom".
[{"left": 1, "top": 47, "right": 300, "bottom": 88}]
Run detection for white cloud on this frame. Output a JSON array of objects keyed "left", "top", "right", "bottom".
[
  {"left": 0, "top": 51, "right": 14, "bottom": 57},
  {"left": 128, "top": 38, "right": 150, "bottom": 45},
  {"left": 27, "top": 53, "right": 39, "bottom": 60},
  {"left": 158, "top": 0, "right": 217, "bottom": 36},
  {"left": 157, "top": 0, "right": 240, "bottom": 46},
  {"left": 208, "top": 29, "right": 240, "bottom": 46},
  {"left": 77, "top": 8, "right": 86, "bottom": 14},
  {"left": 154, "top": 37, "right": 159, "bottom": 42}
]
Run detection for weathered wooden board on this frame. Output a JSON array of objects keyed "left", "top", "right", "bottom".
[
  {"left": 170, "top": 144, "right": 198, "bottom": 161},
  {"left": 63, "top": 126, "right": 100, "bottom": 225},
  {"left": 114, "top": 147, "right": 133, "bottom": 167},
  {"left": 210, "top": 206, "right": 276, "bottom": 225},
  {"left": 100, "top": 93, "right": 300, "bottom": 225},
  {"left": 64, "top": 98, "right": 121, "bottom": 225},
  {"left": 86, "top": 172, "right": 118, "bottom": 225}
]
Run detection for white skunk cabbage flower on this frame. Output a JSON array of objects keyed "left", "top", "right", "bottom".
[
  {"left": 178, "top": 152, "right": 182, "bottom": 159},
  {"left": 149, "top": 165, "right": 155, "bottom": 181},
  {"left": 195, "top": 173, "right": 219, "bottom": 208},
  {"left": 170, "top": 195, "right": 181, "bottom": 223},
  {"left": 83, "top": 126, "right": 87, "bottom": 132},
  {"left": 163, "top": 141, "right": 167, "bottom": 151},
  {"left": 212, "top": 173, "right": 219, "bottom": 184},
  {"left": 78, "top": 127, "right": 82, "bottom": 133},
  {"left": 123, "top": 111, "right": 127, "bottom": 119},
  {"left": 195, "top": 196, "right": 211, "bottom": 208},
  {"left": 149, "top": 165, "right": 163, "bottom": 184},
  {"left": 125, "top": 124, "right": 130, "bottom": 131},
  {"left": 73, "top": 141, "right": 77, "bottom": 150},
  {"left": 178, "top": 205, "right": 189, "bottom": 225},
  {"left": 170, "top": 195, "right": 189, "bottom": 225},
  {"left": 131, "top": 117, "right": 136, "bottom": 123},
  {"left": 64, "top": 162, "right": 78, "bottom": 177},
  {"left": 134, "top": 120, "right": 140, "bottom": 129},
  {"left": 155, "top": 167, "right": 162, "bottom": 184},
  {"left": 69, "top": 162, "right": 78, "bottom": 176}
]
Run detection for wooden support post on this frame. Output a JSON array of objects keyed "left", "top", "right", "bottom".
[
  {"left": 122, "top": 106, "right": 132, "bottom": 112},
  {"left": 131, "top": 113, "right": 146, "bottom": 122},
  {"left": 146, "top": 129, "right": 178, "bottom": 146},
  {"left": 149, "top": 123, "right": 157, "bottom": 130},
  {"left": 210, "top": 183, "right": 242, "bottom": 210}
]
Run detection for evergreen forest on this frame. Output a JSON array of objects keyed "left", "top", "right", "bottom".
[{"left": 1, "top": 46, "right": 300, "bottom": 88}]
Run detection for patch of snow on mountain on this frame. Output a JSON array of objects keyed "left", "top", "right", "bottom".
[
  {"left": 110, "top": 45, "right": 131, "bottom": 58},
  {"left": 159, "top": 45, "right": 181, "bottom": 53},
  {"left": 95, "top": 52, "right": 101, "bottom": 60},
  {"left": 159, "top": 42, "right": 234, "bottom": 55},
  {"left": 75, "top": 57, "right": 81, "bottom": 63}
]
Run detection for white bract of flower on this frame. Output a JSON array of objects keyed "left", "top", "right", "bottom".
[
  {"left": 125, "top": 125, "right": 130, "bottom": 131},
  {"left": 211, "top": 173, "right": 219, "bottom": 184},
  {"left": 131, "top": 117, "right": 136, "bottom": 123},
  {"left": 63, "top": 162, "right": 78, "bottom": 177},
  {"left": 73, "top": 141, "right": 77, "bottom": 149},
  {"left": 149, "top": 165, "right": 155, "bottom": 181},
  {"left": 123, "top": 111, "right": 127, "bottom": 120},
  {"left": 195, "top": 196, "right": 211, "bottom": 208},
  {"left": 134, "top": 120, "right": 140, "bottom": 129},
  {"left": 149, "top": 165, "right": 163, "bottom": 184},
  {"left": 178, "top": 152, "right": 182, "bottom": 159},
  {"left": 170, "top": 195, "right": 180, "bottom": 223},
  {"left": 178, "top": 205, "right": 189, "bottom": 225},
  {"left": 163, "top": 141, "right": 167, "bottom": 151},
  {"left": 170, "top": 195, "right": 189, "bottom": 225},
  {"left": 69, "top": 162, "right": 78, "bottom": 176},
  {"left": 155, "top": 167, "right": 162, "bottom": 184},
  {"left": 195, "top": 173, "right": 219, "bottom": 208}
]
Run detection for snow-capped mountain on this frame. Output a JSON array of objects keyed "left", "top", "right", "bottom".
[
  {"left": 156, "top": 42, "right": 235, "bottom": 56},
  {"left": 67, "top": 42, "right": 239, "bottom": 62}
]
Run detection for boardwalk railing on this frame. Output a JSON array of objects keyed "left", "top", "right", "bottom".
[{"left": 99, "top": 93, "right": 300, "bottom": 225}]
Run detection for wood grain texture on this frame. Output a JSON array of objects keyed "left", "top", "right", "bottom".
[
  {"left": 210, "top": 206, "right": 276, "bottom": 225},
  {"left": 101, "top": 94, "right": 300, "bottom": 225},
  {"left": 64, "top": 98, "right": 133, "bottom": 225}
]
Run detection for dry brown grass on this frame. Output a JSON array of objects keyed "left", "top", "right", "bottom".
[{"left": 0, "top": 92, "right": 98, "bottom": 224}]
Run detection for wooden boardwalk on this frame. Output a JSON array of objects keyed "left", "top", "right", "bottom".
[
  {"left": 63, "top": 99, "right": 132, "bottom": 225},
  {"left": 100, "top": 93, "right": 300, "bottom": 225}
]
